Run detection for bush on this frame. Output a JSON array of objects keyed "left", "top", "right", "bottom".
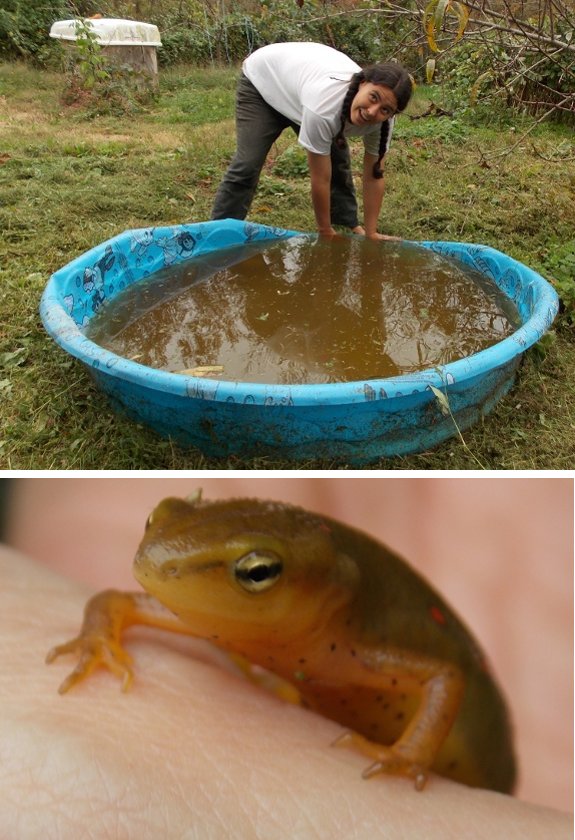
[
  {"left": 0, "top": 0, "right": 419, "bottom": 71},
  {"left": 59, "top": 18, "right": 158, "bottom": 116},
  {"left": 254, "top": 0, "right": 400, "bottom": 66},
  {"left": 157, "top": 0, "right": 410, "bottom": 68},
  {"left": 438, "top": 35, "right": 574, "bottom": 122},
  {"left": 424, "top": 0, "right": 574, "bottom": 125},
  {"left": 0, "top": 0, "right": 74, "bottom": 65},
  {"left": 159, "top": 15, "right": 263, "bottom": 66}
]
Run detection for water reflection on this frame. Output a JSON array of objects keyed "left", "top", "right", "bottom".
[{"left": 87, "top": 237, "right": 519, "bottom": 384}]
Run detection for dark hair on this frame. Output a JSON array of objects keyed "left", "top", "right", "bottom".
[{"left": 336, "top": 62, "right": 413, "bottom": 179}]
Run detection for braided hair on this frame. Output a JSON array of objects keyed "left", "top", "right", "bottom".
[{"left": 335, "top": 62, "right": 413, "bottom": 179}]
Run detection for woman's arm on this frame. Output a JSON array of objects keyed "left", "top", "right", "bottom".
[
  {"left": 307, "top": 151, "right": 336, "bottom": 236},
  {"left": 362, "top": 152, "right": 397, "bottom": 240}
]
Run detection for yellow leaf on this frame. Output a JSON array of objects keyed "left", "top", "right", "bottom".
[
  {"left": 452, "top": 1, "right": 470, "bottom": 42},
  {"left": 424, "top": 0, "right": 469, "bottom": 53},
  {"left": 426, "top": 58, "right": 436, "bottom": 84},
  {"left": 424, "top": 0, "right": 442, "bottom": 53},
  {"left": 434, "top": 0, "right": 450, "bottom": 35},
  {"left": 174, "top": 365, "right": 224, "bottom": 377},
  {"left": 429, "top": 384, "right": 451, "bottom": 416}
]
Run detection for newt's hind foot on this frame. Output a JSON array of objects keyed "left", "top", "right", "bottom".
[{"left": 333, "top": 731, "right": 428, "bottom": 791}]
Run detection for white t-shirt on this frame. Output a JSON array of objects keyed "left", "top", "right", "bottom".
[{"left": 243, "top": 42, "right": 393, "bottom": 157}]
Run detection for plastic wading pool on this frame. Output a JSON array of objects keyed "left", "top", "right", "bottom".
[{"left": 40, "top": 219, "right": 559, "bottom": 464}]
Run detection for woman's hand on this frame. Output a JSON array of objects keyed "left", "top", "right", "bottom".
[
  {"left": 351, "top": 226, "right": 400, "bottom": 241},
  {"left": 366, "top": 231, "right": 401, "bottom": 241}
]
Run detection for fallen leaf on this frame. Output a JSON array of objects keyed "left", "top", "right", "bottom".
[
  {"left": 174, "top": 365, "right": 224, "bottom": 377},
  {"left": 429, "top": 384, "right": 451, "bottom": 417}
]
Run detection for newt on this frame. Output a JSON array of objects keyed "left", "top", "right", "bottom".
[{"left": 46, "top": 491, "right": 516, "bottom": 792}]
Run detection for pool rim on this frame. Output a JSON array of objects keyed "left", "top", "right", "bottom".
[{"left": 39, "top": 224, "right": 559, "bottom": 408}]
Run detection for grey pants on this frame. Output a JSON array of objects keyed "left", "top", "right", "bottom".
[{"left": 211, "top": 74, "right": 359, "bottom": 228}]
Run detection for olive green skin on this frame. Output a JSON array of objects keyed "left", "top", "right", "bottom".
[{"left": 315, "top": 514, "right": 516, "bottom": 793}]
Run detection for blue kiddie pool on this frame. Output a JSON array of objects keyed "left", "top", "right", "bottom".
[{"left": 40, "top": 219, "right": 558, "bottom": 464}]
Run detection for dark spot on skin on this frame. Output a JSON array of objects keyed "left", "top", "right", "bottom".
[
  {"left": 395, "top": 712, "right": 405, "bottom": 721},
  {"left": 350, "top": 649, "right": 356, "bottom": 657},
  {"left": 383, "top": 703, "right": 390, "bottom": 710},
  {"left": 430, "top": 605, "right": 447, "bottom": 626},
  {"left": 340, "top": 698, "right": 348, "bottom": 707},
  {"left": 211, "top": 635, "right": 219, "bottom": 640},
  {"left": 330, "top": 643, "right": 337, "bottom": 652},
  {"left": 391, "top": 678, "right": 397, "bottom": 687},
  {"left": 376, "top": 695, "right": 383, "bottom": 702},
  {"left": 298, "top": 658, "right": 307, "bottom": 664},
  {"left": 345, "top": 619, "right": 352, "bottom": 627},
  {"left": 448, "top": 760, "right": 458, "bottom": 770},
  {"left": 370, "top": 723, "right": 378, "bottom": 732},
  {"left": 400, "top": 693, "right": 407, "bottom": 701},
  {"left": 267, "top": 656, "right": 275, "bottom": 664}
]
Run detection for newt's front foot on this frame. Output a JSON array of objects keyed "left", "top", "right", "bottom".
[
  {"left": 333, "top": 731, "right": 428, "bottom": 791},
  {"left": 46, "top": 634, "right": 133, "bottom": 694}
]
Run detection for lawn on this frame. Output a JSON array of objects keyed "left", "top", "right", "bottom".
[{"left": 1, "top": 61, "right": 573, "bottom": 469}]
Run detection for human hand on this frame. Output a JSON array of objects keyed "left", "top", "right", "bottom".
[
  {"left": 349, "top": 227, "right": 401, "bottom": 241},
  {"left": 1, "top": 544, "right": 572, "bottom": 839},
  {"left": 365, "top": 231, "right": 401, "bottom": 241},
  {"left": 5, "top": 477, "right": 573, "bottom": 815}
]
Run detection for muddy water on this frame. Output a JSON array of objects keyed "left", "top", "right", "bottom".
[{"left": 87, "top": 236, "right": 519, "bottom": 384}]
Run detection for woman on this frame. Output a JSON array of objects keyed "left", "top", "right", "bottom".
[{"left": 211, "top": 41, "right": 413, "bottom": 239}]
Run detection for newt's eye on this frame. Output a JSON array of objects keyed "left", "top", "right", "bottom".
[{"left": 233, "top": 551, "right": 283, "bottom": 593}]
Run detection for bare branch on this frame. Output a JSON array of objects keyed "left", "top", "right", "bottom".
[{"left": 464, "top": 10, "right": 575, "bottom": 54}]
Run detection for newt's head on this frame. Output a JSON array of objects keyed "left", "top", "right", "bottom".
[{"left": 133, "top": 492, "right": 357, "bottom": 650}]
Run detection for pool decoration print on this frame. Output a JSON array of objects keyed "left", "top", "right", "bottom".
[{"left": 40, "top": 219, "right": 559, "bottom": 464}]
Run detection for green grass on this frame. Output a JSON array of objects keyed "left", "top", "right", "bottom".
[{"left": 1, "top": 63, "right": 574, "bottom": 470}]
